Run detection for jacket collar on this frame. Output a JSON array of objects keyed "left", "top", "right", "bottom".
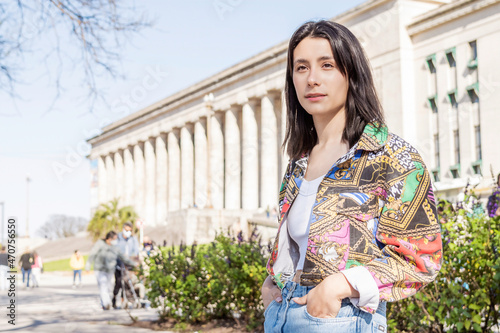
[
  {"left": 356, "top": 121, "right": 389, "bottom": 152},
  {"left": 294, "top": 122, "right": 389, "bottom": 174}
]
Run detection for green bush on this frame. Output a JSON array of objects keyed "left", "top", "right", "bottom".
[
  {"left": 140, "top": 228, "right": 269, "bottom": 330},
  {"left": 387, "top": 189, "right": 500, "bottom": 332}
]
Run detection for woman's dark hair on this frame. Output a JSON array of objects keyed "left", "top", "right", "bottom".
[
  {"left": 105, "top": 231, "right": 117, "bottom": 240},
  {"left": 283, "top": 20, "right": 385, "bottom": 159}
]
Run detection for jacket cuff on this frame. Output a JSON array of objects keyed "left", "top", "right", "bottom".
[{"left": 341, "top": 266, "right": 379, "bottom": 314}]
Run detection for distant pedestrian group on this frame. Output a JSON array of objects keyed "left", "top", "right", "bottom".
[{"left": 17, "top": 247, "right": 43, "bottom": 288}]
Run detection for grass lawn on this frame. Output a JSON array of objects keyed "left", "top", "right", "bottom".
[{"left": 44, "top": 255, "right": 89, "bottom": 272}]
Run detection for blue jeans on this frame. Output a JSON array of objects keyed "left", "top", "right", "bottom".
[
  {"left": 264, "top": 281, "right": 387, "bottom": 333},
  {"left": 21, "top": 268, "right": 31, "bottom": 287},
  {"left": 95, "top": 271, "right": 114, "bottom": 308},
  {"left": 73, "top": 269, "right": 82, "bottom": 284}
]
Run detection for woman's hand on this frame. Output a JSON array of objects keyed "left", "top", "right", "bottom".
[
  {"left": 292, "top": 273, "right": 358, "bottom": 318},
  {"left": 261, "top": 275, "right": 282, "bottom": 310}
]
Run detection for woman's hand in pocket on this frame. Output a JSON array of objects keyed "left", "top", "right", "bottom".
[
  {"left": 261, "top": 275, "right": 282, "bottom": 310},
  {"left": 292, "top": 273, "right": 359, "bottom": 318}
]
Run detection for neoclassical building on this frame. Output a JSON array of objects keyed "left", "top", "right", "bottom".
[{"left": 88, "top": 0, "right": 500, "bottom": 244}]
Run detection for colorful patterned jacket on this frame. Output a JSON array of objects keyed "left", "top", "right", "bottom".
[{"left": 266, "top": 122, "right": 443, "bottom": 313}]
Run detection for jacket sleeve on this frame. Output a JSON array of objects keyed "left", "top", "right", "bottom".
[
  {"left": 117, "top": 249, "right": 137, "bottom": 268},
  {"left": 363, "top": 146, "right": 443, "bottom": 310},
  {"left": 85, "top": 241, "right": 102, "bottom": 271}
]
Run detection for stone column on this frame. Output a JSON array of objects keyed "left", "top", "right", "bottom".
[
  {"left": 194, "top": 120, "right": 208, "bottom": 208},
  {"left": 180, "top": 125, "right": 194, "bottom": 209},
  {"left": 224, "top": 106, "right": 241, "bottom": 209},
  {"left": 105, "top": 154, "right": 115, "bottom": 202},
  {"left": 209, "top": 113, "right": 225, "bottom": 209},
  {"left": 241, "top": 100, "right": 259, "bottom": 210},
  {"left": 133, "top": 142, "right": 145, "bottom": 219},
  {"left": 123, "top": 146, "right": 135, "bottom": 207},
  {"left": 260, "top": 94, "right": 279, "bottom": 210},
  {"left": 156, "top": 134, "right": 168, "bottom": 224},
  {"left": 114, "top": 150, "right": 124, "bottom": 204},
  {"left": 144, "top": 138, "right": 156, "bottom": 225},
  {"left": 168, "top": 130, "right": 181, "bottom": 212},
  {"left": 280, "top": 90, "right": 288, "bottom": 177},
  {"left": 97, "top": 156, "right": 107, "bottom": 204}
]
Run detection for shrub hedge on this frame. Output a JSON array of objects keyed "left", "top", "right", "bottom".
[{"left": 140, "top": 228, "right": 269, "bottom": 330}]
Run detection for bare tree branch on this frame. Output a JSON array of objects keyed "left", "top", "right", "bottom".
[{"left": 0, "top": 0, "right": 152, "bottom": 111}]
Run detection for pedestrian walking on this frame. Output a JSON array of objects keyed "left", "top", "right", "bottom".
[
  {"left": 112, "top": 222, "right": 139, "bottom": 309},
  {"left": 19, "top": 247, "right": 34, "bottom": 288},
  {"left": 31, "top": 251, "right": 43, "bottom": 288},
  {"left": 86, "top": 231, "right": 137, "bottom": 310},
  {"left": 70, "top": 250, "right": 85, "bottom": 288},
  {"left": 261, "top": 20, "right": 443, "bottom": 332},
  {"left": 0, "top": 246, "right": 8, "bottom": 291}
]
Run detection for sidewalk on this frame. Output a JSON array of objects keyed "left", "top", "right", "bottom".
[{"left": 1, "top": 271, "right": 166, "bottom": 332}]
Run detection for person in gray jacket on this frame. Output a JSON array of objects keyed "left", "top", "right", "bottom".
[{"left": 86, "top": 231, "right": 137, "bottom": 310}]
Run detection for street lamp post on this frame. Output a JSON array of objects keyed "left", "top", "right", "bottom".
[{"left": 26, "top": 175, "right": 31, "bottom": 238}]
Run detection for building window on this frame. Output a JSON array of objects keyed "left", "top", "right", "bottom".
[
  {"left": 432, "top": 134, "right": 440, "bottom": 182},
  {"left": 450, "top": 165, "right": 460, "bottom": 179},
  {"left": 475, "top": 125, "right": 482, "bottom": 161},
  {"left": 445, "top": 47, "right": 456, "bottom": 67},
  {"left": 447, "top": 91, "right": 457, "bottom": 107},
  {"left": 426, "top": 54, "right": 436, "bottom": 73},
  {"left": 428, "top": 95, "right": 438, "bottom": 113},
  {"left": 467, "top": 83, "right": 479, "bottom": 103},
  {"left": 454, "top": 129, "right": 460, "bottom": 165},
  {"left": 434, "top": 134, "right": 440, "bottom": 168},
  {"left": 468, "top": 40, "right": 478, "bottom": 69},
  {"left": 432, "top": 169, "right": 440, "bottom": 182}
]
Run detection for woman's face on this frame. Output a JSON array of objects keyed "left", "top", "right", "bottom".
[{"left": 292, "top": 37, "right": 348, "bottom": 119}]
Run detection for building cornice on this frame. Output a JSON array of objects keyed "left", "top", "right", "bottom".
[
  {"left": 407, "top": 0, "right": 500, "bottom": 36},
  {"left": 89, "top": 0, "right": 411, "bottom": 149},
  {"left": 90, "top": 0, "right": 451, "bottom": 151}
]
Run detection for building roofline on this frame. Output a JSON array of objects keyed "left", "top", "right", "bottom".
[
  {"left": 90, "top": 0, "right": 441, "bottom": 146},
  {"left": 407, "top": 0, "right": 500, "bottom": 36}
]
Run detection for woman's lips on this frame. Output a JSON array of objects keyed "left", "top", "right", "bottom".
[{"left": 306, "top": 94, "right": 326, "bottom": 101}]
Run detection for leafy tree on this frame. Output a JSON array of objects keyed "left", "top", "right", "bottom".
[
  {"left": 36, "top": 214, "right": 87, "bottom": 239},
  {"left": 87, "top": 199, "right": 138, "bottom": 241}
]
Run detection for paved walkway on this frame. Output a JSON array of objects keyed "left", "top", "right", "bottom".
[{"left": 1, "top": 271, "right": 166, "bottom": 332}]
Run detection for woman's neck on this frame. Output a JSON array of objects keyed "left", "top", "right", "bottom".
[{"left": 312, "top": 108, "right": 346, "bottom": 148}]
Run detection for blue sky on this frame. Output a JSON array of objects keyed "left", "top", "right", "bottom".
[{"left": 0, "top": 0, "right": 365, "bottom": 239}]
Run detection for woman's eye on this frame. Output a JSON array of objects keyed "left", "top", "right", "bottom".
[
  {"left": 296, "top": 65, "right": 307, "bottom": 71},
  {"left": 323, "top": 63, "right": 334, "bottom": 68}
]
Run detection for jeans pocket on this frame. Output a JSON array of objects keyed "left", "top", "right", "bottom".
[
  {"left": 303, "top": 305, "right": 357, "bottom": 324},
  {"left": 372, "top": 321, "right": 387, "bottom": 333},
  {"left": 371, "top": 311, "right": 387, "bottom": 332},
  {"left": 264, "top": 299, "right": 277, "bottom": 318}
]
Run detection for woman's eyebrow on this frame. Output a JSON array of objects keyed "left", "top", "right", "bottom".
[{"left": 294, "top": 55, "right": 334, "bottom": 65}]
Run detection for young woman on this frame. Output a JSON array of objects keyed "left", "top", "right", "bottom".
[
  {"left": 261, "top": 20, "right": 443, "bottom": 332},
  {"left": 31, "top": 251, "right": 43, "bottom": 288}
]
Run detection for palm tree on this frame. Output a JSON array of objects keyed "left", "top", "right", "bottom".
[{"left": 87, "top": 199, "right": 139, "bottom": 241}]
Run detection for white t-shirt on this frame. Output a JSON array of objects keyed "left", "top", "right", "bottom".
[
  {"left": 286, "top": 172, "right": 380, "bottom": 311},
  {"left": 287, "top": 173, "right": 324, "bottom": 270}
]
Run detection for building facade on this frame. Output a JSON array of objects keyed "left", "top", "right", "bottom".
[{"left": 88, "top": 0, "right": 500, "bottom": 244}]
